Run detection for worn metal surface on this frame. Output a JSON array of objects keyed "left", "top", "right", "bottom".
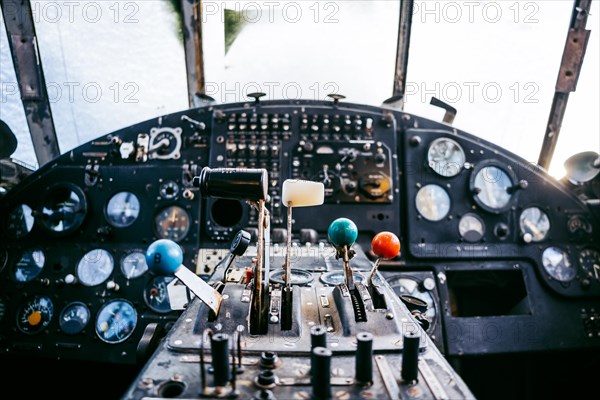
[
  {"left": 180, "top": 0, "right": 206, "bottom": 106},
  {"left": 1, "top": 0, "right": 60, "bottom": 166},
  {"left": 538, "top": 0, "right": 592, "bottom": 170},
  {"left": 392, "top": 0, "right": 414, "bottom": 109}
]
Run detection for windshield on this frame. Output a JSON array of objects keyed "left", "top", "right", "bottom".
[{"left": 1, "top": 0, "right": 598, "bottom": 178}]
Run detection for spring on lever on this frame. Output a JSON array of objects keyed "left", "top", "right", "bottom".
[{"left": 351, "top": 291, "right": 367, "bottom": 322}]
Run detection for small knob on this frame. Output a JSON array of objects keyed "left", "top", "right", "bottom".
[
  {"left": 327, "top": 93, "right": 346, "bottom": 105},
  {"left": 145, "top": 239, "right": 183, "bottom": 275},
  {"left": 231, "top": 230, "right": 251, "bottom": 256},
  {"left": 507, "top": 179, "right": 528, "bottom": 194},
  {"left": 328, "top": 218, "right": 358, "bottom": 248},
  {"left": 64, "top": 274, "right": 77, "bottom": 285},
  {"left": 248, "top": 92, "right": 266, "bottom": 103},
  {"left": 371, "top": 231, "right": 401, "bottom": 260}
]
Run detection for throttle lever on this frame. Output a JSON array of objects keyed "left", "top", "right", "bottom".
[{"left": 146, "top": 239, "right": 222, "bottom": 315}]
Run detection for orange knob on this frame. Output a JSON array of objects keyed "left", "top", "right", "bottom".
[{"left": 371, "top": 232, "right": 400, "bottom": 260}]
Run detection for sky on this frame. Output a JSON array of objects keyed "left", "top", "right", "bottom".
[{"left": 1, "top": 1, "right": 598, "bottom": 178}]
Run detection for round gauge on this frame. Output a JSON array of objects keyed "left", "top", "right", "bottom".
[
  {"left": 59, "top": 302, "right": 90, "bottom": 335},
  {"left": 415, "top": 184, "right": 451, "bottom": 221},
  {"left": 7, "top": 204, "right": 35, "bottom": 238},
  {"left": 105, "top": 192, "right": 141, "bottom": 228},
  {"left": 542, "top": 247, "right": 575, "bottom": 282},
  {"left": 427, "top": 138, "right": 465, "bottom": 177},
  {"left": 160, "top": 181, "right": 180, "bottom": 200},
  {"left": 144, "top": 276, "right": 175, "bottom": 313},
  {"left": 95, "top": 300, "right": 137, "bottom": 344},
  {"left": 13, "top": 249, "right": 45, "bottom": 282},
  {"left": 39, "top": 183, "right": 87, "bottom": 235},
  {"left": 320, "top": 271, "right": 365, "bottom": 285},
  {"left": 76, "top": 249, "right": 114, "bottom": 287},
  {"left": 270, "top": 268, "right": 314, "bottom": 285},
  {"left": 519, "top": 207, "right": 550, "bottom": 242},
  {"left": 471, "top": 165, "right": 513, "bottom": 212},
  {"left": 121, "top": 251, "right": 149, "bottom": 279},
  {"left": 154, "top": 206, "right": 191, "bottom": 242},
  {"left": 17, "top": 295, "right": 54, "bottom": 334},
  {"left": 458, "top": 213, "right": 485, "bottom": 242},
  {"left": 387, "top": 276, "right": 436, "bottom": 326},
  {"left": 579, "top": 249, "right": 600, "bottom": 282}
]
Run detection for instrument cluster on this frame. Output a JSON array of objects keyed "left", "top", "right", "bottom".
[
  {"left": 402, "top": 127, "right": 599, "bottom": 298},
  {"left": 0, "top": 99, "right": 598, "bottom": 365}
]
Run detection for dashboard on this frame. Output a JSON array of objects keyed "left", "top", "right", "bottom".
[{"left": 0, "top": 99, "right": 599, "bottom": 396}]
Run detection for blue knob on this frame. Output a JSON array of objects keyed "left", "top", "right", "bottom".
[
  {"left": 146, "top": 239, "right": 183, "bottom": 275},
  {"left": 328, "top": 218, "right": 358, "bottom": 248}
]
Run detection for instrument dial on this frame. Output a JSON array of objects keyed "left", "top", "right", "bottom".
[
  {"left": 387, "top": 277, "right": 436, "bottom": 328},
  {"left": 77, "top": 249, "right": 114, "bottom": 286},
  {"left": 39, "top": 183, "right": 87, "bottom": 235},
  {"left": 13, "top": 249, "right": 45, "bottom": 283},
  {"left": 415, "top": 184, "right": 451, "bottom": 221},
  {"left": 458, "top": 213, "right": 485, "bottom": 242},
  {"left": 471, "top": 165, "right": 513, "bottom": 212},
  {"left": 59, "top": 302, "right": 91, "bottom": 335},
  {"left": 148, "top": 127, "right": 182, "bottom": 160},
  {"left": 519, "top": 207, "right": 550, "bottom": 242},
  {"left": 7, "top": 204, "right": 35, "bottom": 238},
  {"left": 427, "top": 138, "right": 465, "bottom": 177},
  {"left": 154, "top": 206, "right": 191, "bottom": 242},
  {"left": 542, "top": 247, "right": 575, "bottom": 282},
  {"left": 579, "top": 249, "right": 600, "bottom": 282},
  {"left": 121, "top": 251, "right": 149, "bottom": 279},
  {"left": 567, "top": 215, "right": 592, "bottom": 235},
  {"left": 95, "top": 300, "right": 137, "bottom": 343},
  {"left": 17, "top": 296, "right": 54, "bottom": 334},
  {"left": 144, "top": 276, "right": 175, "bottom": 313},
  {"left": 105, "top": 192, "right": 141, "bottom": 228}
]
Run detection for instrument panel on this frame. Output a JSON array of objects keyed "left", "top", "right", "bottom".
[{"left": 0, "top": 99, "right": 599, "bottom": 366}]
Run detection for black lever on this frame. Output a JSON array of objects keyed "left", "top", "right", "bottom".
[
  {"left": 220, "top": 230, "right": 251, "bottom": 282},
  {"left": 430, "top": 97, "right": 457, "bottom": 125},
  {"left": 192, "top": 167, "right": 268, "bottom": 201}
]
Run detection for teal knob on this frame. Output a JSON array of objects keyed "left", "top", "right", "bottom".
[
  {"left": 146, "top": 239, "right": 183, "bottom": 275},
  {"left": 328, "top": 218, "right": 358, "bottom": 248}
]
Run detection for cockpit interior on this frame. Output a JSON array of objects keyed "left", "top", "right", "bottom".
[{"left": 1, "top": 1, "right": 599, "bottom": 399}]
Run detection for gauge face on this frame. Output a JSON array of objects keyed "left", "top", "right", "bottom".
[
  {"left": 59, "top": 302, "right": 90, "bottom": 335},
  {"left": 458, "top": 213, "right": 485, "bottom": 242},
  {"left": 388, "top": 277, "right": 436, "bottom": 324},
  {"left": 320, "top": 271, "right": 365, "bottom": 285},
  {"left": 95, "top": 300, "right": 137, "bottom": 343},
  {"left": 519, "top": 207, "right": 550, "bottom": 242},
  {"left": 472, "top": 166, "right": 513, "bottom": 212},
  {"left": 17, "top": 296, "right": 54, "bottom": 334},
  {"left": 77, "top": 249, "right": 114, "bottom": 286},
  {"left": 579, "top": 249, "right": 600, "bottom": 282},
  {"left": 40, "top": 184, "right": 87, "bottom": 234},
  {"left": 427, "top": 138, "right": 465, "bottom": 177},
  {"left": 13, "top": 249, "right": 45, "bottom": 282},
  {"left": 542, "top": 247, "right": 575, "bottom": 282},
  {"left": 121, "top": 251, "right": 149, "bottom": 279},
  {"left": 415, "top": 184, "right": 450, "bottom": 221},
  {"left": 7, "top": 204, "right": 35, "bottom": 238},
  {"left": 154, "top": 206, "right": 191, "bottom": 241},
  {"left": 105, "top": 192, "right": 141, "bottom": 228},
  {"left": 144, "top": 276, "right": 175, "bottom": 313},
  {"left": 149, "top": 127, "right": 182, "bottom": 160}
]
